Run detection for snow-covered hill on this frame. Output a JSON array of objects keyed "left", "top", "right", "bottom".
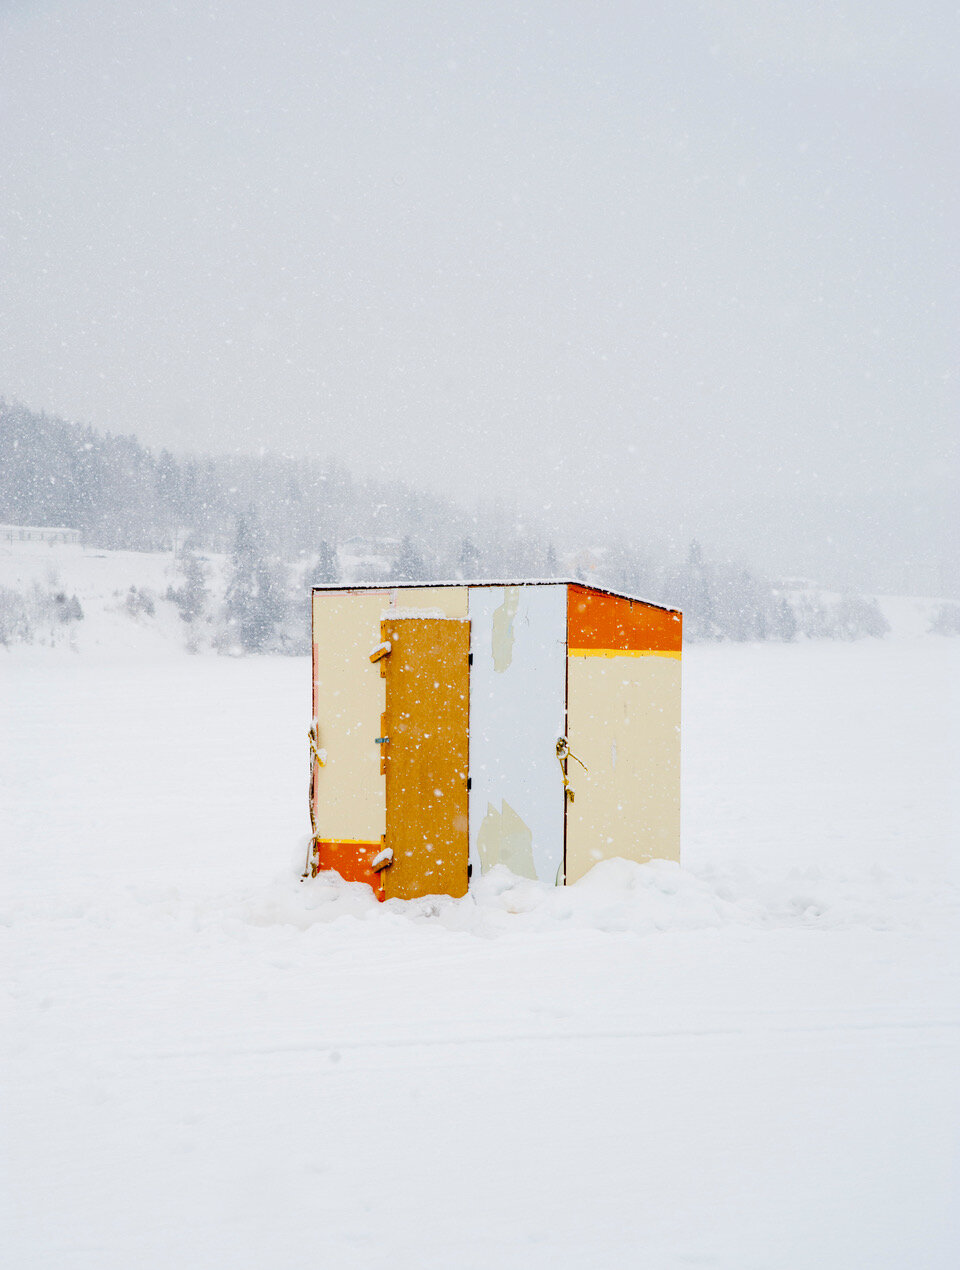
[
  {"left": 0, "top": 540, "right": 226, "bottom": 655},
  {"left": 0, "top": 539, "right": 954, "bottom": 656}
]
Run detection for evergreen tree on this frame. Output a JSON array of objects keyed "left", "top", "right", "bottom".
[
  {"left": 457, "top": 536, "right": 480, "bottom": 578},
  {"left": 832, "top": 594, "right": 890, "bottom": 640},
  {"left": 171, "top": 538, "right": 209, "bottom": 624},
  {"left": 773, "top": 595, "right": 798, "bottom": 641},
  {"left": 394, "top": 535, "right": 425, "bottom": 582},
  {"left": 929, "top": 602, "right": 960, "bottom": 635},
  {"left": 683, "top": 540, "right": 716, "bottom": 640},
  {"left": 224, "top": 512, "right": 285, "bottom": 652},
  {"left": 313, "top": 540, "right": 339, "bottom": 584}
]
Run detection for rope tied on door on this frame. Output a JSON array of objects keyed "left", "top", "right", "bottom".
[
  {"left": 307, "top": 721, "right": 326, "bottom": 851},
  {"left": 556, "top": 736, "right": 587, "bottom": 803}
]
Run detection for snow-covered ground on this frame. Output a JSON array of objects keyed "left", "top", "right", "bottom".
[
  {"left": 0, "top": 541, "right": 230, "bottom": 655},
  {"left": 2, "top": 609, "right": 959, "bottom": 1265}
]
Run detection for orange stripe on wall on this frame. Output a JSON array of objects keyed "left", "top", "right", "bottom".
[
  {"left": 315, "top": 839, "right": 386, "bottom": 901},
  {"left": 567, "top": 585, "right": 682, "bottom": 654}
]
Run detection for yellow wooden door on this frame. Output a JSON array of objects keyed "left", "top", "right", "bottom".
[{"left": 381, "top": 617, "right": 470, "bottom": 900}]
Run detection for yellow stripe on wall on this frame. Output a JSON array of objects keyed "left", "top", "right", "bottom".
[
  {"left": 316, "top": 838, "right": 382, "bottom": 845},
  {"left": 568, "top": 647, "right": 682, "bottom": 659}
]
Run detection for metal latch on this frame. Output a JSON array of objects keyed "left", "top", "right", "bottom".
[
  {"left": 379, "top": 712, "right": 389, "bottom": 773},
  {"left": 556, "top": 735, "right": 588, "bottom": 803}
]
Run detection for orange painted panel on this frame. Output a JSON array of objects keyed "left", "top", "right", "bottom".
[
  {"left": 315, "top": 839, "right": 386, "bottom": 901},
  {"left": 567, "top": 584, "right": 682, "bottom": 654},
  {"left": 382, "top": 617, "right": 470, "bottom": 900}
]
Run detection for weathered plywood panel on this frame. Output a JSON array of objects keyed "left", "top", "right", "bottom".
[
  {"left": 565, "top": 654, "right": 681, "bottom": 883},
  {"left": 382, "top": 617, "right": 470, "bottom": 900},
  {"left": 311, "top": 587, "right": 470, "bottom": 847},
  {"left": 385, "top": 587, "right": 469, "bottom": 618},
  {"left": 311, "top": 590, "right": 389, "bottom": 843},
  {"left": 468, "top": 584, "right": 566, "bottom": 883}
]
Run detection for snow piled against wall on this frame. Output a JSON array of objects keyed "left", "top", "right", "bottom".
[{"left": 247, "top": 853, "right": 955, "bottom": 938}]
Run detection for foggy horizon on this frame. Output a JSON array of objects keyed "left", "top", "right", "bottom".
[{"left": 2, "top": 1, "right": 957, "bottom": 593}]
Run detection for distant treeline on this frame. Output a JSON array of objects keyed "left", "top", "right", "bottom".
[
  {"left": 0, "top": 398, "right": 893, "bottom": 647},
  {"left": 0, "top": 397, "right": 553, "bottom": 573}
]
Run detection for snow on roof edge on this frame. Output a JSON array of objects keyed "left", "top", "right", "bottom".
[{"left": 309, "top": 578, "right": 681, "bottom": 615}]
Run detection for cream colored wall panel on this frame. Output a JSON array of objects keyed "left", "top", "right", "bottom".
[
  {"left": 565, "top": 654, "right": 681, "bottom": 884},
  {"left": 386, "top": 586, "right": 469, "bottom": 618},
  {"left": 468, "top": 584, "right": 566, "bottom": 883},
  {"left": 312, "top": 590, "right": 388, "bottom": 842}
]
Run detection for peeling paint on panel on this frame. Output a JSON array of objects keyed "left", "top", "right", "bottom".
[
  {"left": 476, "top": 800, "right": 536, "bottom": 879},
  {"left": 491, "top": 586, "right": 520, "bottom": 672},
  {"left": 468, "top": 584, "right": 566, "bottom": 884},
  {"left": 477, "top": 804, "right": 499, "bottom": 872}
]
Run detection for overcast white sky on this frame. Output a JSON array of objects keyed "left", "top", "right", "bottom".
[{"left": 1, "top": 1, "right": 956, "bottom": 586}]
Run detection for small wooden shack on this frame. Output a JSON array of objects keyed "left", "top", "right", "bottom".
[{"left": 309, "top": 581, "right": 681, "bottom": 900}]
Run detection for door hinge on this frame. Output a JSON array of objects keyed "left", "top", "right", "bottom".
[
  {"left": 468, "top": 652, "right": 473, "bottom": 665},
  {"left": 466, "top": 776, "right": 472, "bottom": 790}
]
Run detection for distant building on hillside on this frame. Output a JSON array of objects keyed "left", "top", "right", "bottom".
[
  {"left": 340, "top": 534, "right": 400, "bottom": 558},
  {"left": 563, "top": 546, "right": 607, "bottom": 579},
  {"left": 0, "top": 524, "right": 81, "bottom": 546}
]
